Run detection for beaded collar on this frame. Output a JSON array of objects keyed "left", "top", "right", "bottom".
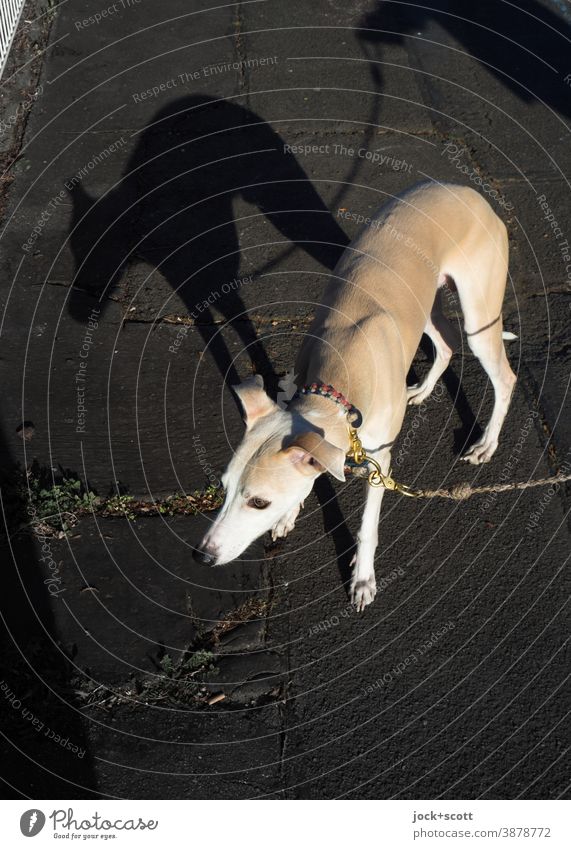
[
  {"left": 293, "top": 382, "right": 361, "bottom": 425},
  {"left": 292, "top": 383, "right": 413, "bottom": 493}
]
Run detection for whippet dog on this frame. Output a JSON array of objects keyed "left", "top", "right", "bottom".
[{"left": 194, "top": 182, "right": 516, "bottom": 611}]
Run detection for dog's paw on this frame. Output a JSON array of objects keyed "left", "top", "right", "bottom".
[
  {"left": 271, "top": 504, "right": 301, "bottom": 541},
  {"left": 271, "top": 516, "right": 294, "bottom": 541},
  {"left": 349, "top": 557, "right": 377, "bottom": 612},
  {"left": 407, "top": 382, "right": 432, "bottom": 406},
  {"left": 350, "top": 577, "right": 377, "bottom": 612},
  {"left": 462, "top": 437, "right": 498, "bottom": 465}
]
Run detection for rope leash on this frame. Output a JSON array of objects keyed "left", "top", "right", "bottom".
[
  {"left": 346, "top": 423, "right": 571, "bottom": 500},
  {"left": 403, "top": 473, "right": 571, "bottom": 501},
  {"left": 345, "top": 462, "right": 571, "bottom": 501}
]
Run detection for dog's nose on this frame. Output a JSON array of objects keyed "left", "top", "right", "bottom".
[{"left": 193, "top": 547, "right": 216, "bottom": 566}]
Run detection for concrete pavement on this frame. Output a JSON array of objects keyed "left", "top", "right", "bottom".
[{"left": 0, "top": 0, "right": 569, "bottom": 798}]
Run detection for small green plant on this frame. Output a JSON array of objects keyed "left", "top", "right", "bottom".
[
  {"left": 185, "top": 649, "right": 216, "bottom": 672},
  {"left": 23, "top": 469, "right": 98, "bottom": 532},
  {"left": 159, "top": 654, "right": 174, "bottom": 677},
  {"left": 2, "top": 462, "right": 224, "bottom": 539},
  {"left": 105, "top": 494, "right": 136, "bottom": 520}
]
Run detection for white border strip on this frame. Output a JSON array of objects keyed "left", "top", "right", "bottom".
[{"left": 2, "top": 799, "right": 571, "bottom": 846}]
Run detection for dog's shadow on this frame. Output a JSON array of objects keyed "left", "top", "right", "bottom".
[
  {"left": 67, "top": 93, "right": 360, "bottom": 587},
  {"left": 67, "top": 94, "right": 349, "bottom": 394}
]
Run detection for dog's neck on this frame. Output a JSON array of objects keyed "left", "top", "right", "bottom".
[{"left": 288, "top": 393, "right": 351, "bottom": 453}]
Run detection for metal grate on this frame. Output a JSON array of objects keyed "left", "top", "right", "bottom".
[{"left": 0, "top": 0, "right": 27, "bottom": 80}]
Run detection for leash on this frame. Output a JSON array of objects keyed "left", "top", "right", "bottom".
[
  {"left": 297, "top": 382, "right": 571, "bottom": 501},
  {"left": 345, "top": 447, "right": 571, "bottom": 501}
]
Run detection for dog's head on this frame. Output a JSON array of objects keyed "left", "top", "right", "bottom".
[{"left": 193, "top": 375, "right": 346, "bottom": 565}]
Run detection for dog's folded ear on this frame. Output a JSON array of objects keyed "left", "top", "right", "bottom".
[
  {"left": 233, "top": 375, "right": 279, "bottom": 428},
  {"left": 284, "top": 431, "right": 346, "bottom": 481}
]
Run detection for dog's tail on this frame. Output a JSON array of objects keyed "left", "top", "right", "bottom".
[{"left": 502, "top": 331, "right": 518, "bottom": 341}]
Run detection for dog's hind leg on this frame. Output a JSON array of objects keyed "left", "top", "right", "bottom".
[
  {"left": 451, "top": 222, "right": 517, "bottom": 464},
  {"left": 407, "top": 289, "right": 460, "bottom": 406},
  {"left": 461, "top": 321, "right": 516, "bottom": 464}
]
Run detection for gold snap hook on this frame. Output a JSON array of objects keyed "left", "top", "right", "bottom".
[
  {"left": 346, "top": 426, "right": 423, "bottom": 496},
  {"left": 368, "top": 468, "right": 383, "bottom": 487},
  {"left": 348, "top": 426, "right": 366, "bottom": 464}
]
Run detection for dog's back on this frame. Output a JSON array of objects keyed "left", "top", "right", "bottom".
[{"left": 300, "top": 182, "right": 507, "bottom": 373}]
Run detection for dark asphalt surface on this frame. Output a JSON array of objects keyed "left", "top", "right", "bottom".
[{"left": 0, "top": 0, "right": 569, "bottom": 799}]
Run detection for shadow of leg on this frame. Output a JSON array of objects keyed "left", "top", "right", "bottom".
[{"left": 314, "top": 476, "right": 355, "bottom": 593}]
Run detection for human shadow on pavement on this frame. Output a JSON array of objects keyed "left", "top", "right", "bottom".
[
  {"left": 0, "top": 423, "right": 97, "bottom": 797},
  {"left": 358, "top": 0, "right": 571, "bottom": 125}
]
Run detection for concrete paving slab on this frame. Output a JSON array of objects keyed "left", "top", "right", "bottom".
[
  {"left": 27, "top": 514, "right": 268, "bottom": 683},
  {"left": 499, "top": 178, "right": 571, "bottom": 290},
  {"left": 84, "top": 702, "right": 284, "bottom": 799},
  {"left": 398, "top": 0, "right": 571, "bottom": 181},
  {"left": 32, "top": 0, "right": 240, "bottom": 132},
  {"left": 1, "top": 286, "right": 252, "bottom": 493},
  {"left": 241, "top": 0, "right": 433, "bottom": 135}
]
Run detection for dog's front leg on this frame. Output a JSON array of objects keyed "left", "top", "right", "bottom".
[
  {"left": 350, "top": 450, "right": 390, "bottom": 612},
  {"left": 271, "top": 501, "right": 303, "bottom": 541}
]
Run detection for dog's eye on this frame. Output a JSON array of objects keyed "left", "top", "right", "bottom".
[{"left": 247, "top": 496, "right": 270, "bottom": 510}]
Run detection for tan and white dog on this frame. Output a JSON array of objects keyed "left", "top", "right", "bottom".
[{"left": 194, "top": 181, "right": 516, "bottom": 610}]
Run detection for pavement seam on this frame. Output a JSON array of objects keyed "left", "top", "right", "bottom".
[{"left": 233, "top": 2, "right": 249, "bottom": 104}]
